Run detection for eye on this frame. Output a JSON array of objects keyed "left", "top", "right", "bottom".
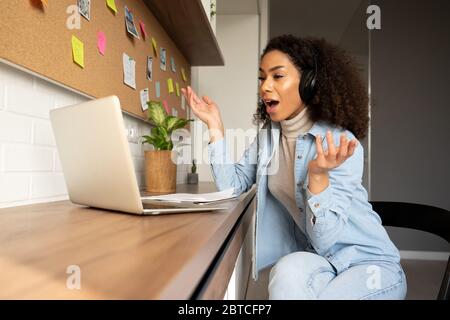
[
  {"left": 274, "top": 74, "right": 284, "bottom": 79},
  {"left": 258, "top": 76, "right": 265, "bottom": 81}
]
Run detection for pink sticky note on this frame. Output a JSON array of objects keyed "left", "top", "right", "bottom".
[
  {"left": 139, "top": 21, "right": 147, "bottom": 39},
  {"left": 97, "top": 31, "right": 106, "bottom": 55},
  {"left": 163, "top": 100, "right": 170, "bottom": 114}
]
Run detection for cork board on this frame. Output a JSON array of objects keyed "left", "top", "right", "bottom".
[{"left": 0, "top": 0, "right": 191, "bottom": 122}]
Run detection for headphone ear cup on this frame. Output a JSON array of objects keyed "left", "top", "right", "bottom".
[{"left": 299, "top": 69, "right": 313, "bottom": 104}]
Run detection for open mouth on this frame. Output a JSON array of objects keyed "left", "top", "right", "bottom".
[{"left": 265, "top": 100, "right": 279, "bottom": 113}]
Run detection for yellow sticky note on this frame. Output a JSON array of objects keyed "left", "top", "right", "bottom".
[
  {"left": 71, "top": 35, "right": 84, "bottom": 68},
  {"left": 181, "top": 68, "right": 187, "bottom": 82},
  {"left": 106, "top": 0, "right": 117, "bottom": 14},
  {"left": 167, "top": 78, "right": 174, "bottom": 94},
  {"left": 152, "top": 37, "right": 158, "bottom": 57},
  {"left": 176, "top": 82, "right": 180, "bottom": 97}
]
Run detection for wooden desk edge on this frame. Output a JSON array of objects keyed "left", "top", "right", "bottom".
[
  {"left": 194, "top": 192, "right": 256, "bottom": 299},
  {"left": 0, "top": 183, "right": 257, "bottom": 299}
]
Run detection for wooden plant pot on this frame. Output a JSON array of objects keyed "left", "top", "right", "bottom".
[{"left": 144, "top": 150, "right": 177, "bottom": 193}]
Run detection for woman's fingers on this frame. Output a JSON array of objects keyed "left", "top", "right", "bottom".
[
  {"left": 202, "top": 95, "right": 212, "bottom": 105},
  {"left": 193, "top": 94, "right": 202, "bottom": 104},
  {"left": 347, "top": 139, "right": 358, "bottom": 157},
  {"left": 323, "top": 131, "right": 358, "bottom": 163},
  {"left": 337, "top": 134, "right": 349, "bottom": 161},
  {"left": 184, "top": 86, "right": 191, "bottom": 101},
  {"left": 182, "top": 87, "right": 215, "bottom": 122},
  {"left": 183, "top": 86, "right": 207, "bottom": 105},
  {"left": 310, "top": 132, "right": 359, "bottom": 174},
  {"left": 184, "top": 87, "right": 199, "bottom": 113},
  {"left": 326, "top": 131, "right": 336, "bottom": 157},
  {"left": 188, "top": 87, "right": 198, "bottom": 107},
  {"left": 315, "top": 134, "right": 324, "bottom": 157},
  {"left": 188, "top": 88, "right": 196, "bottom": 109},
  {"left": 187, "top": 86, "right": 193, "bottom": 103},
  {"left": 188, "top": 86, "right": 202, "bottom": 104}
]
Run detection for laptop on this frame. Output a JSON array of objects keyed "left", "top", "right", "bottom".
[{"left": 49, "top": 95, "right": 224, "bottom": 215}]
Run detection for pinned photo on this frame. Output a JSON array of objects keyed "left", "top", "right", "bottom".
[
  {"left": 77, "top": 0, "right": 90, "bottom": 21},
  {"left": 123, "top": 53, "right": 136, "bottom": 89},
  {"left": 140, "top": 88, "right": 149, "bottom": 111},
  {"left": 125, "top": 6, "right": 139, "bottom": 39},
  {"left": 147, "top": 56, "right": 153, "bottom": 81},
  {"left": 160, "top": 48, "right": 166, "bottom": 71},
  {"left": 170, "top": 57, "right": 176, "bottom": 72}
]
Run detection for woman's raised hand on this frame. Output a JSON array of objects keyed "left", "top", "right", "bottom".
[
  {"left": 181, "top": 86, "right": 222, "bottom": 129},
  {"left": 308, "top": 131, "right": 358, "bottom": 175},
  {"left": 181, "top": 86, "right": 224, "bottom": 143}
]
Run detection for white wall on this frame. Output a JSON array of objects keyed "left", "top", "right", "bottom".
[
  {"left": 0, "top": 61, "right": 189, "bottom": 209},
  {"left": 191, "top": 14, "right": 260, "bottom": 182},
  {"left": 258, "top": 0, "right": 269, "bottom": 54},
  {"left": 192, "top": 7, "right": 265, "bottom": 300}
]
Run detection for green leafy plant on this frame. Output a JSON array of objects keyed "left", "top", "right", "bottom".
[
  {"left": 191, "top": 159, "right": 197, "bottom": 174},
  {"left": 142, "top": 101, "right": 193, "bottom": 150},
  {"left": 210, "top": 2, "right": 216, "bottom": 18}
]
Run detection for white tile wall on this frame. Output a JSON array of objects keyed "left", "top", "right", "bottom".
[
  {"left": 7, "top": 83, "right": 54, "bottom": 118},
  {"left": 31, "top": 173, "right": 67, "bottom": 199},
  {"left": 33, "top": 119, "right": 56, "bottom": 146},
  {"left": 0, "top": 173, "right": 29, "bottom": 203},
  {"left": 0, "top": 62, "right": 190, "bottom": 209},
  {"left": 4, "top": 144, "right": 54, "bottom": 172},
  {"left": 0, "top": 111, "right": 32, "bottom": 143}
]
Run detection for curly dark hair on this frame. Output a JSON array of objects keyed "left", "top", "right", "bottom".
[{"left": 254, "top": 34, "right": 369, "bottom": 139}]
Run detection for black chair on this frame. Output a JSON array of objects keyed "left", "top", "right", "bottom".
[{"left": 370, "top": 201, "right": 450, "bottom": 300}]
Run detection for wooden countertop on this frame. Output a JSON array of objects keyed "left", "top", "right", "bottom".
[{"left": 0, "top": 182, "right": 256, "bottom": 299}]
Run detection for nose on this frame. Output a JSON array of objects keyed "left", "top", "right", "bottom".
[{"left": 260, "top": 78, "right": 273, "bottom": 93}]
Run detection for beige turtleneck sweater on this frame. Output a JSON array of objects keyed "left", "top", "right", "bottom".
[{"left": 268, "top": 107, "right": 314, "bottom": 232}]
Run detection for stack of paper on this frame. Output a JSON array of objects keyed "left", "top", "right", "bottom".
[{"left": 141, "top": 188, "right": 237, "bottom": 203}]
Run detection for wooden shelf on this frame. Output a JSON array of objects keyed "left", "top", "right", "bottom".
[{"left": 144, "top": 0, "right": 224, "bottom": 66}]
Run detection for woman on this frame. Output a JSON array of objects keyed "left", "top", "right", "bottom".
[{"left": 181, "top": 34, "right": 407, "bottom": 300}]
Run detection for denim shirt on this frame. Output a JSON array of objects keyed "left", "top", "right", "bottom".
[{"left": 208, "top": 120, "right": 401, "bottom": 281}]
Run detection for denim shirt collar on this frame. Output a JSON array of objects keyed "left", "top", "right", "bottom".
[{"left": 307, "top": 121, "right": 330, "bottom": 138}]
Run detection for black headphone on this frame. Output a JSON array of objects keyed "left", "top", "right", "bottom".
[{"left": 299, "top": 53, "right": 318, "bottom": 105}]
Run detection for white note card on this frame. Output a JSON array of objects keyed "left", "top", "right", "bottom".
[
  {"left": 140, "top": 88, "right": 149, "bottom": 111},
  {"left": 123, "top": 53, "right": 136, "bottom": 89}
]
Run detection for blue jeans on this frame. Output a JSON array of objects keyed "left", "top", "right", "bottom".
[{"left": 268, "top": 252, "right": 407, "bottom": 300}]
